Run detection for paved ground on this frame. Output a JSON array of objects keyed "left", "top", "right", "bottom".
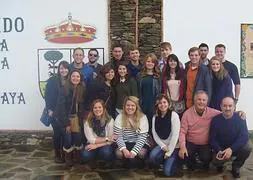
[{"left": 0, "top": 144, "right": 253, "bottom": 180}]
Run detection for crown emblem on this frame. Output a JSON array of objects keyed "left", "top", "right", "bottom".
[{"left": 44, "top": 13, "right": 96, "bottom": 44}]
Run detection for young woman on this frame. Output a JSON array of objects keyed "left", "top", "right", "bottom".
[
  {"left": 81, "top": 99, "right": 115, "bottom": 163},
  {"left": 162, "top": 54, "right": 185, "bottom": 116},
  {"left": 209, "top": 56, "right": 233, "bottom": 110},
  {"left": 149, "top": 94, "right": 180, "bottom": 176},
  {"left": 44, "top": 60, "right": 70, "bottom": 163},
  {"left": 56, "top": 69, "right": 85, "bottom": 166},
  {"left": 137, "top": 53, "right": 161, "bottom": 130},
  {"left": 115, "top": 63, "right": 138, "bottom": 114},
  {"left": 114, "top": 96, "right": 149, "bottom": 168},
  {"left": 84, "top": 64, "right": 116, "bottom": 118}
]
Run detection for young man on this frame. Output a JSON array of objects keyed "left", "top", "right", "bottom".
[
  {"left": 215, "top": 44, "right": 240, "bottom": 103},
  {"left": 85, "top": 48, "right": 103, "bottom": 79},
  {"left": 198, "top": 43, "right": 210, "bottom": 66},
  {"left": 106, "top": 45, "right": 129, "bottom": 71},
  {"left": 184, "top": 47, "right": 212, "bottom": 109},
  {"left": 158, "top": 42, "right": 172, "bottom": 73},
  {"left": 210, "top": 97, "right": 252, "bottom": 178},
  {"left": 127, "top": 47, "right": 142, "bottom": 78},
  {"left": 70, "top": 47, "right": 93, "bottom": 86}
]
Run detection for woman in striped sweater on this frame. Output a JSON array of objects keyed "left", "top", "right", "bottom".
[
  {"left": 114, "top": 96, "right": 149, "bottom": 168},
  {"left": 149, "top": 94, "right": 181, "bottom": 176}
]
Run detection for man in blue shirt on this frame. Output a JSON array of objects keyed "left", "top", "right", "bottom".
[
  {"left": 70, "top": 47, "right": 93, "bottom": 87},
  {"left": 210, "top": 97, "right": 252, "bottom": 178}
]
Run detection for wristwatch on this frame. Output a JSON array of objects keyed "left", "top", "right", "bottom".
[{"left": 105, "top": 137, "right": 109, "bottom": 142}]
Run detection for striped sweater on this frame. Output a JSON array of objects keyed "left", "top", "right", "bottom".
[{"left": 114, "top": 113, "right": 149, "bottom": 155}]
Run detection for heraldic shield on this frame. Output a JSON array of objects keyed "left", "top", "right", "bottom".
[{"left": 37, "top": 48, "right": 72, "bottom": 98}]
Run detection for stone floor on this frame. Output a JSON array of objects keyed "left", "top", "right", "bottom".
[{"left": 0, "top": 144, "right": 253, "bottom": 180}]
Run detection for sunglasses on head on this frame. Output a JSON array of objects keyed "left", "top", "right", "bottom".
[{"left": 89, "top": 54, "right": 98, "bottom": 57}]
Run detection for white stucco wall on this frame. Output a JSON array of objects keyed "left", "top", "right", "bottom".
[
  {"left": 0, "top": 0, "right": 108, "bottom": 130},
  {"left": 164, "top": 0, "right": 253, "bottom": 129}
]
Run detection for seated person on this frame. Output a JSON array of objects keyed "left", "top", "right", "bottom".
[
  {"left": 114, "top": 96, "right": 149, "bottom": 168},
  {"left": 178, "top": 90, "right": 220, "bottom": 170},
  {"left": 81, "top": 99, "right": 115, "bottom": 163},
  {"left": 149, "top": 94, "right": 180, "bottom": 176}
]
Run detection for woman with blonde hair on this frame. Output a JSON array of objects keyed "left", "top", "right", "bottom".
[
  {"left": 209, "top": 56, "right": 233, "bottom": 110},
  {"left": 137, "top": 53, "right": 161, "bottom": 130},
  {"left": 114, "top": 96, "right": 149, "bottom": 168},
  {"left": 81, "top": 99, "right": 115, "bottom": 163}
]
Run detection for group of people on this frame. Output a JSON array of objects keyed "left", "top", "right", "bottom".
[{"left": 44, "top": 42, "right": 252, "bottom": 178}]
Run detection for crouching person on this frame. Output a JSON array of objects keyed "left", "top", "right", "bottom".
[
  {"left": 210, "top": 97, "right": 252, "bottom": 178},
  {"left": 81, "top": 99, "right": 115, "bottom": 164},
  {"left": 178, "top": 91, "right": 221, "bottom": 170},
  {"left": 114, "top": 96, "right": 149, "bottom": 168},
  {"left": 149, "top": 94, "right": 181, "bottom": 176}
]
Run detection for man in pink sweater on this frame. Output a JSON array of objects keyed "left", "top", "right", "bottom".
[{"left": 178, "top": 90, "right": 220, "bottom": 169}]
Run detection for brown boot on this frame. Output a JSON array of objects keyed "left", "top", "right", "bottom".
[
  {"left": 64, "top": 151, "right": 73, "bottom": 167},
  {"left": 60, "top": 149, "right": 65, "bottom": 163},
  {"left": 54, "top": 149, "right": 64, "bottom": 163},
  {"left": 73, "top": 149, "right": 81, "bottom": 164}
]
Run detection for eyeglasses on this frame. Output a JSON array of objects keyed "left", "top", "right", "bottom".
[{"left": 89, "top": 54, "right": 98, "bottom": 57}]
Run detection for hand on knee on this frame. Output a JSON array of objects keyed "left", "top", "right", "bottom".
[{"left": 138, "top": 148, "right": 148, "bottom": 159}]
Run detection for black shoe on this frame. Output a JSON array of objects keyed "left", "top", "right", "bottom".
[
  {"left": 216, "top": 166, "right": 224, "bottom": 173},
  {"left": 232, "top": 168, "right": 240, "bottom": 178}
]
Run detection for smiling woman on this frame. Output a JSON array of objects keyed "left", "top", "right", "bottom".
[
  {"left": 81, "top": 99, "right": 115, "bottom": 163},
  {"left": 114, "top": 96, "right": 149, "bottom": 168}
]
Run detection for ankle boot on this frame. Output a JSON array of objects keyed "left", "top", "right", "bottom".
[
  {"left": 73, "top": 149, "right": 81, "bottom": 164},
  {"left": 64, "top": 151, "right": 73, "bottom": 167},
  {"left": 60, "top": 149, "right": 65, "bottom": 163},
  {"left": 54, "top": 149, "right": 64, "bottom": 163}
]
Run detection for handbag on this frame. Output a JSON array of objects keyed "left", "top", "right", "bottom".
[
  {"left": 40, "top": 108, "right": 51, "bottom": 127},
  {"left": 69, "top": 91, "right": 81, "bottom": 133},
  {"left": 171, "top": 100, "right": 185, "bottom": 114},
  {"left": 69, "top": 113, "right": 80, "bottom": 132},
  {"left": 167, "top": 85, "right": 185, "bottom": 114}
]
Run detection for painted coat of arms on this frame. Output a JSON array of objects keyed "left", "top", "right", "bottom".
[{"left": 38, "top": 13, "right": 98, "bottom": 98}]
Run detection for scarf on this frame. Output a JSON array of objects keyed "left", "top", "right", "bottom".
[
  {"left": 154, "top": 111, "right": 172, "bottom": 139},
  {"left": 91, "top": 117, "right": 106, "bottom": 137}
]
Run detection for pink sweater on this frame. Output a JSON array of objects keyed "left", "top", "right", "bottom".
[{"left": 179, "top": 107, "right": 220, "bottom": 148}]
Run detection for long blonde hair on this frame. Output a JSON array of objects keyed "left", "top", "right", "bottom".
[
  {"left": 86, "top": 99, "right": 111, "bottom": 127},
  {"left": 210, "top": 56, "right": 228, "bottom": 80},
  {"left": 122, "top": 96, "right": 144, "bottom": 130}
]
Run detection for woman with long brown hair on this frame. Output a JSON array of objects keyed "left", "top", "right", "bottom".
[
  {"left": 137, "top": 53, "right": 161, "bottom": 130},
  {"left": 81, "top": 99, "right": 115, "bottom": 163},
  {"left": 44, "top": 60, "right": 70, "bottom": 163},
  {"left": 162, "top": 54, "right": 185, "bottom": 116},
  {"left": 56, "top": 69, "right": 85, "bottom": 166},
  {"left": 149, "top": 94, "right": 181, "bottom": 176}
]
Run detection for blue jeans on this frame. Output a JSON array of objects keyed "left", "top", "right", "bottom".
[
  {"left": 80, "top": 145, "right": 114, "bottom": 163},
  {"left": 63, "top": 131, "right": 83, "bottom": 150},
  {"left": 149, "top": 145, "right": 180, "bottom": 176},
  {"left": 50, "top": 118, "right": 65, "bottom": 149}
]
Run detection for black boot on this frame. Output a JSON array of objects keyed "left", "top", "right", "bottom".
[{"left": 54, "top": 149, "right": 64, "bottom": 163}]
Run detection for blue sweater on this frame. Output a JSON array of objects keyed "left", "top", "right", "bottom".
[
  {"left": 210, "top": 113, "right": 249, "bottom": 153},
  {"left": 210, "top": 74, "right": 233, "bottom": 110}
]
